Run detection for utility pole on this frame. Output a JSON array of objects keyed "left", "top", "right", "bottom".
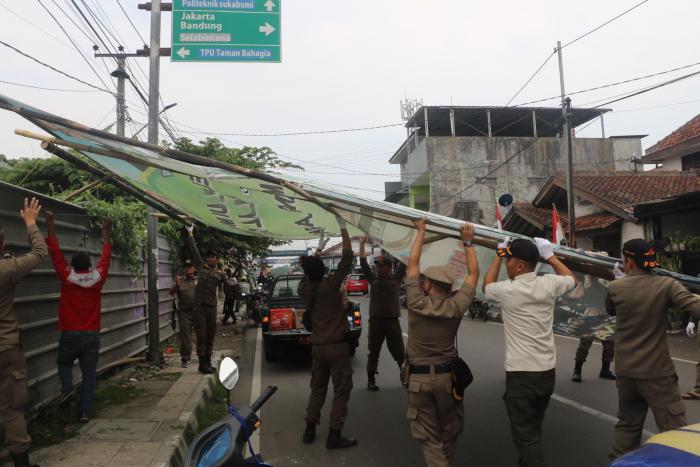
[
  {"left": 95, "top": 2, "right": 172, "bottom": 362},
  {"left": 146, "top": 0, "right": 162, "bottom": 363},
  {"left": 556, "top": 41, "right": 576, "bottom": 246},
  {"left": 110, "top": 46, "right": 129, "bottom": 138}
]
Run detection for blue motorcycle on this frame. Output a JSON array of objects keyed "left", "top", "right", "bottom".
[{"left": 185, "top": 357, "right": 277, "bottom": 467}]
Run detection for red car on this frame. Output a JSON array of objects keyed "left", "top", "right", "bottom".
[{"left": 345, "top": 273, "right": 369, "bottom": 295}]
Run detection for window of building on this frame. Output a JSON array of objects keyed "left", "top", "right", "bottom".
[{"left": 681, "top": 151, "right": 700, "bottom": 171}]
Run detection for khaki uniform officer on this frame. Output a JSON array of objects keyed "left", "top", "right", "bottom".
[
  {"left": 300, "top": 216, "right": 357, "bottom": 450},
  {"left": 0, "top": 198, "right": 47, "bottom": 467},
  {"left": 682, "top": 317, "right": 700, "bottom": 400},
  {"left": 359, "top": 237, "right": 406, "bottom": 391},
  {"left": 185, "top": 225, "right": 226, "bottom": 375},
  {"left": 169, "top": 260, "right": 197, "bottom": 368},
  {"left": 404, "top": 219, "right": 478, "bottom": 467},
  {"left": 606, "top": 239, "right": 700, "bottom": 461}
]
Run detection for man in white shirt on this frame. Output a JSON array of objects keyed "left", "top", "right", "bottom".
[{"left": 483, "top": 237, "right": 577, "bottom": 467}]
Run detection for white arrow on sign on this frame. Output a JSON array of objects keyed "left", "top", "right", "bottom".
[
  {"left": 264, "top": 0, "right": 275, "bottom": 12},
  {"left": 259, "top": 22, "right": 275, "bottom": 36},
  {"left": 176, "top": 47, "right": 190, "bottom": 59}
]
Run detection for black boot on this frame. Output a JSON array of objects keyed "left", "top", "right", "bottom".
[
  {"left": 198, "top": 356, "right": 214, "bottom": 374},
  {"left": 326, "top": 429, "right": 357, "bottom": 450},
  {"left": 367, "top": 374, "right": 379, "bottom": 391},
  {"left": 599, "top": 362, "right": 616, "bottom": 380},
  {"left": 302, "top": 423, "right": 316, "bottom": 444},
  {"left": 206, "top": 354, "right": 217, "bottom": 372},
  {"left": 11, "top": 450, "right": 39, "bottom": 467},
  {"left": 572, "top": 361, "right": 583, "bottom": 383}
]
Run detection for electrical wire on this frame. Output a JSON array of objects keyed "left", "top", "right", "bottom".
[
  {"left": 591, "top": 70, "right": 700, "bottom": 109},
  {"left": 513, "top": 61, "right": 700, "bottom": 107},
  {"left": 69, "top": 0, "right": 180, "bottom": 142},
  {"left": 561, "top": 0, "right": 649, "bottom": 49},
  {"left": 0, "top": 78, "right": 102, "bottom": 93},
  {"left": 505, "top": 52, "right": 556, "bottom": 107},
  {"left": 0, "top": 39, "right": 112, "bottom": 93},
  {"left": 0, "top": 2, "right": 75, "bottom": 52},
  {"left": 175, "top": 122, "right": 406, "bottom": 138},
  {"left": 505, "top": 0, "right": 650, "bottom": 107},
  {"left": 36, "top": 0, "right": 115, "bottom": 93},
  {"left": 114, "top": 0, "right": 147, "bottom": 44}
]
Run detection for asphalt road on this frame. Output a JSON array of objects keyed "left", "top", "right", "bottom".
[{"left": 230, "top": 296, "right": 700, "bottom": 467}]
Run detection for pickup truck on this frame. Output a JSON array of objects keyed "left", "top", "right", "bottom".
[{"left": 261, "top": 274, "right": 362, "bottom": 362}]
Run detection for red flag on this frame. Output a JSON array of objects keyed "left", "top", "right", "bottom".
[
  {"left": 552, "top": 204, "right": 566, "bottom": 245},
  {"left": 495, "top": 202, "right": 503, "bottom": 230}
]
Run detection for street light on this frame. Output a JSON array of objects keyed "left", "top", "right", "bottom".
[{"left": 131, "top": 102, "right": 178, "bottom": 139}]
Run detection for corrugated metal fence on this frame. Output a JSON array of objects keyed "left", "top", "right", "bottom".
[{"left": 1, "top": 180, "right": 175, "bottom": 411}]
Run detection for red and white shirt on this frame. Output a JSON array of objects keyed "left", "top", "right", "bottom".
[{"left": 47, "top": 236, "right": 112, "bottom": 331}]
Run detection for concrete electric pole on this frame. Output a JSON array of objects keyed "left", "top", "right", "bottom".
[
  {"left": 556, "top": 41, "right": 576, "bottom": 246},
  {"left": 146, "top": 0, "right": 162, "bottom": 363},
  {"left": 110, "top": 46, "right": 129, "bottom": 138}
]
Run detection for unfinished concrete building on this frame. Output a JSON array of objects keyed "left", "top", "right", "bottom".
[{"left": 384, "top": 106, "right": 644, "bottom": 226}]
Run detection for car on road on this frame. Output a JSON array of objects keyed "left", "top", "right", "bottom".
[
  {"left": 261, "top": 274, "right": 362, "bottom": 361},
  {"left": 344, "top": 273, "right": 369, "bottom": 295},
  {"left": 609, "top": 422, "right": 700, "bottom": 466}
]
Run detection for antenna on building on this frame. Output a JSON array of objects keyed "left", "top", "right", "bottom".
[{"left": 400, "top": 97, "right": 423, "bottom": 122}]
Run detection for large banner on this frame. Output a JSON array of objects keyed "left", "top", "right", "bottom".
[{"left": 2, "top": 93, "right": 699, "bottom": 341}]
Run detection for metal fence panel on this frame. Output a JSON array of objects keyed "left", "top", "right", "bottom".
[{"left": 0, "top": 181, "right": 174, "bottom": 411}]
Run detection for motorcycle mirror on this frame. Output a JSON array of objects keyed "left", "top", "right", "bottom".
[{"left": 218, "top": 357, "right": 239, "bottom": 390}]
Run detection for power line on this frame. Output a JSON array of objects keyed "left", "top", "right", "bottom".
[
  {"left": 0, "top": 39, "right": 112, "bottom": 93},
  {"left": 514, "top": 61, "right": 700, "bottom": 107},
  {"left": 37, "top": 0, "right": 115, "bottom": 92},
  {"left": 114, "top": 0, "right": 147, "bottom": 44},
  {"left": 505, "top": 52, "right": 556, "bottom": 106},
  {"left": 0, "top": 2, "right": 75, "bottom": 52},
  {"left": 175, "top": 122, "right": 406, "bottom": 137},
  {"left": 561, "top": 0, "right": 650, "bottom": 49},
  {"left": 592, "top": 69, "right": 700, "bottom": 109},
  {"left": 0, "top": 78, "right": 102, "bottom": 92},
  {"left": 505, "top": 0, "right": 650, "bottom": 107}
]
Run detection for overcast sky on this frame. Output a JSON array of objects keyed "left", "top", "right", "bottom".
[{"left": 0, "top": 0, "right": 698, "bottom": 201}]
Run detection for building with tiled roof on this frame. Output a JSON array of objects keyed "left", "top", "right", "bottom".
[
  {"left": 640, "top": 113, "right": 700, "bottom": 171},
  {"left": 503, "top": 171, "right": 700, "bottom": 275}
]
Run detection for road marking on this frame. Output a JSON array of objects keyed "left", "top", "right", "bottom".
[
  {"left": 483, "top": 320, "right": 698, "bottom": 365},
  {"left": 551, "top": 393, "right": 655, "bottom": 438},
  {"left": 250, "top": 326, "right": 263, "bottom": 452}
]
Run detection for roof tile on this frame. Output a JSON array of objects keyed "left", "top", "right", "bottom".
[
  {"left": 646, "top": 113, "right": 700, "bottom": 155},
  {"left": 512, "top": 204, "right": 620, "bottom": 233},
  {"left": 556, "top": 171, "right": 700, "bottom": 208}
]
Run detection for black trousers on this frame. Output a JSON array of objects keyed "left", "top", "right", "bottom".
[
  {"left": 503, "top": 369, "right": 555, "bottom": 467},
  {"left": 222, "top": 298, "right": 236, "bottom": 323}
]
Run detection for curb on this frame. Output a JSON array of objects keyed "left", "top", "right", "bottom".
[{"left": 150, "top": 352, "right": 228, "bottom": 467}]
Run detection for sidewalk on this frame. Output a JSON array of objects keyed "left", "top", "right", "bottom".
[{"left": 8, "top": 321, "right": 245, "bottom": 467}]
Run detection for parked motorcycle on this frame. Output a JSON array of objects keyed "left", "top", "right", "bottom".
[
  {"left": 468, "top": 298, "right": 490, "bottom": 322},
  {"left": 246, "top": 286, "right": 267, "bottom": 326},
  {"left": 185, "top": 357, "right": 278, "bottom": 467}
]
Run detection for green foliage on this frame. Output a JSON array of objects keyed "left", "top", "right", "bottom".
[
  {"left": 173, "top": 137, "right": 303, "bottom": 171},
  {"left": 78, "top": 194, "right": 148, "bottom": 278},
  {"left": 0, "top": 155, "right": 123, "bottom": 201}
]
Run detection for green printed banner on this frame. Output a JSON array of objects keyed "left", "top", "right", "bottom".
[{"left": 2, "top": 93, "right": 700, "bottom": 341}]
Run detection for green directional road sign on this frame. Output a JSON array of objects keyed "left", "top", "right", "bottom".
[{"left": 171, "top": 0, "right": 281, "bottom": 62}]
